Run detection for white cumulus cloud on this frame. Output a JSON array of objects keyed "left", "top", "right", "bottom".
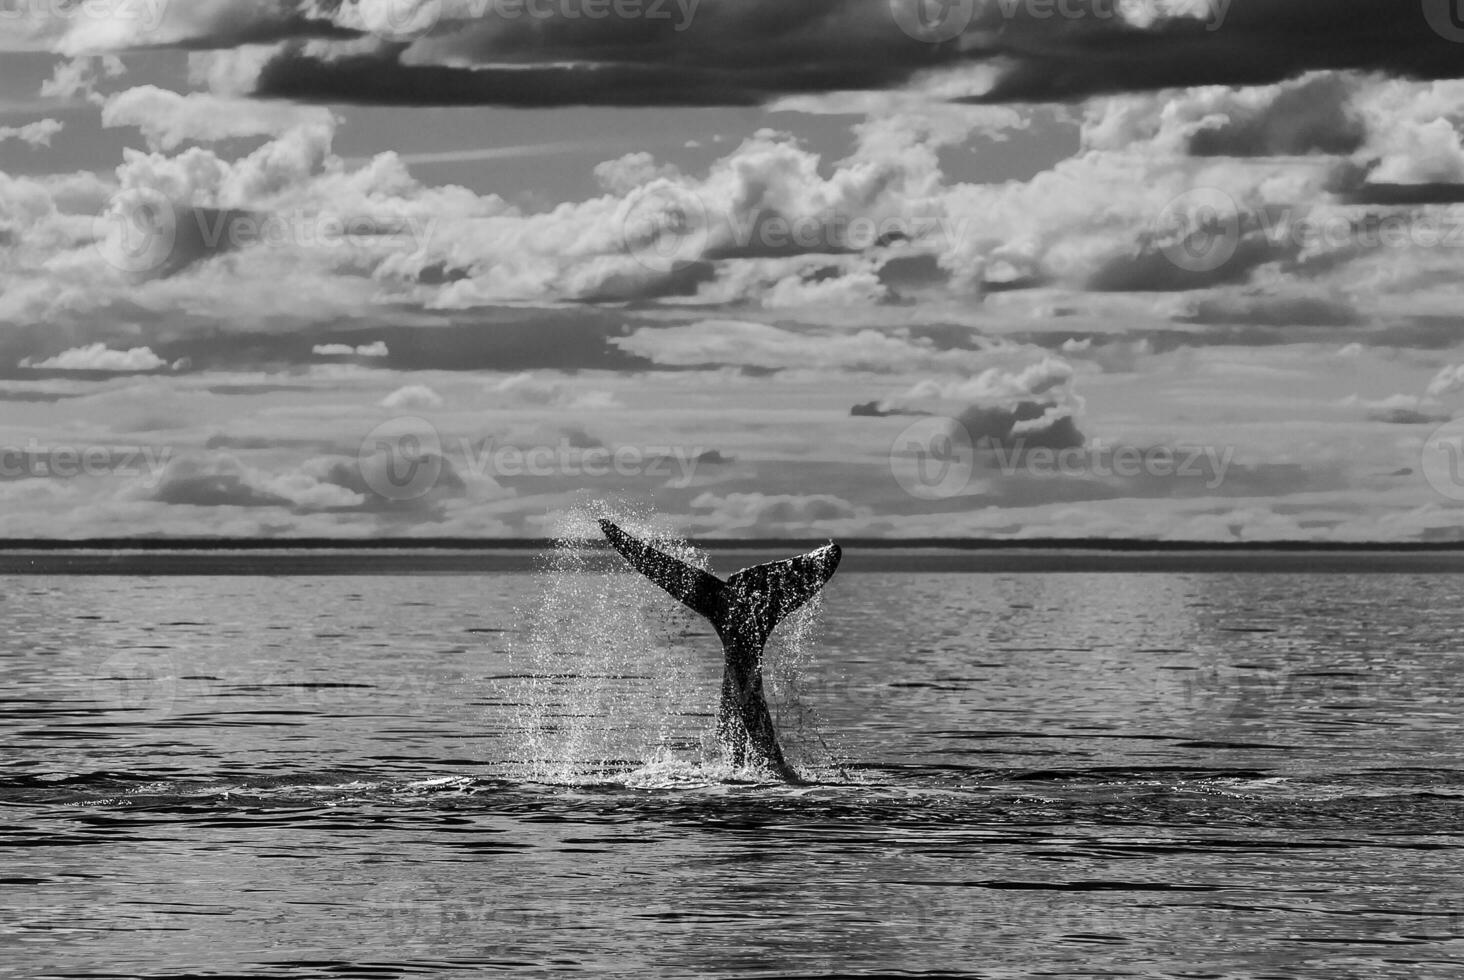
[{"left": 21, "top": 344, "right": 167, "bottom": 372}]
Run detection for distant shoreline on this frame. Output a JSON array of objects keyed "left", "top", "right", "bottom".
[
  {"left": 0, "top": 538, "right": 1461, "bottom": 552},
  {"left": 2, "top": 540, "right": 1463, "bottom": 574}
]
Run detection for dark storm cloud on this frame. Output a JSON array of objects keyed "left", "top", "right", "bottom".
[
  {"left": 223, "top": 1, "right": 1464, "bottom": 108},
  {"left": 148, "top": 452, "right": 471, "bottom": 518},
  {"left": 958, "top": 401, "right": 1085, "bottom": 451},
  {"left": 1368, "top": 406, "right": 1452, "bottom": 425},
  {"left": 1173, "top": 294, "right": 1362, "bottom": 327},
  {"left": 850, "top": 400, "right": 928, "bottom": 417},
  {"left": 149, "top": 458, "right": 293, "bottom": 508},
  {"left": 576, "top": 261, "right": 717, "bottom": 303},
  {"left": 251, "top": 1, "right": 942, "bottom": 106},
  {"left": 163, "top": 11, "right": 360, "bottom": 50},
  {"left": 961, "top": 0, "right": 1464, "bottom": 105},
  {"left": 1086, "top": 228, "right": 1289, "bottom": 292},
  {"left": 1338, "top": 183, "right": 1464, "bottom": 206},
  {"left": 1326, "top": 162, "right": 1464, "bottom": 206},
  {"left": 153, "top": 207, "right": 254, "bottom": 279},
  {"left": 250, "top": 42, "right": 926, "bottom": 108}
]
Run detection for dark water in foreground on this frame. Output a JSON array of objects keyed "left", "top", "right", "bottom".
[{"left": 3, "top": 559, "right": 1464, "bottom": 978}]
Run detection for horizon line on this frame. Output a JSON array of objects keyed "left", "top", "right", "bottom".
[{"left": 0, "top": 537, "right": 1461, "bottom": 552}]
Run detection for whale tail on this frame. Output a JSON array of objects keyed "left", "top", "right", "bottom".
[
  {"left": 596, "top": 518, "right": 840, "bottom": 781},
  {"left": 596, "top": 519, "right": 840, "bottom": 639}
]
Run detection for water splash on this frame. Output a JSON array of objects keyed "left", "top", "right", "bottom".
[
  {"left": 765, "top": 594, "right": 847, "bottom": 779},
  {"left": 502, "top": 504, "right": 842, "bottom": 785}
]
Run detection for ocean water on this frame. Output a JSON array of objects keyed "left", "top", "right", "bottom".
[{"left": 3, "top": 554, "right": 1464, "bottom": 979}]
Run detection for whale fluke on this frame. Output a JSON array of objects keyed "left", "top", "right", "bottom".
[
  {"left": 596, "top": 519, "right": 724, "bottom": 621},
  {"left": 596, "top": 519, "right": 841, "bottom": 781}
]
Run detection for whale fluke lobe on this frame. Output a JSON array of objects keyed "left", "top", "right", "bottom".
[
  {"left": 726, "top": 544, "right": 842, "bottom": 634},
  {"left": 596, "top": 519, "right": 724, "bottom": 621},
  {"left": 596, "top": 519, "right": 841, "bottom": 782}
]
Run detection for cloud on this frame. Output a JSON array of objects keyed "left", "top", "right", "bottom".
[
  {"left": 380, "top": 384, "right": 444, "bottom": 409},
  {"left": 960, "top": 0, "right": 1464, "bottom": 105},
  {"left": 239, "top": 2, "right": 950, "bottom": 108},
  {"left": 102, "top": 86, "right": 336, "bottom": 150},
  {"left": 21, "top": 344, "right": 168, "bottom": 372},
  {"left": 1427, "top": 364, "right": 1464, "bottom": 400},
  {"left": 1350, "top": 391, "right": 1452, "bottom": 425},
  {"left": 0, "top": 119, "right": 64, "bottom": 148},
  {"left": 40, "top": 55, "right": 124, "bottom": 102},
  {"left": 17, "top": 1, "right": 356, "bottom": 57},
  {"left": 964, "top": 403, "right": 1084, "bottom": 450},
  {"left": 850, "top": 400, "right": 927, "bottom": 418},
  {"left": 900, "top": 358, "right": 1078, "bottom": 406},
  {"left": 1172, "top": 293, "right": 1361, "bottom": 327},
  {"left": 613, "top": 319, "right": 988, "bottom": 373},
  {"left": 8, "top": 0, "right": 1464, "bottom": 121},
  {"left": 145, "top": 453, "right": 364, "bottom": 511},
  {"left": 1186, "top": 74, "right": 1367, "bottom": 157},
  {"left": 689, "top": 491, "right": 871, "bottom": 537},
  {"left": 1369, "top": 405, "right": 1451, "bottom": 426},
  {"left": 492, "top": 372, "right": 619, "bottom": 410},
  {"left": 876, "top": 356, "right": 1088, "bottom": 451},
  {"left": 314, "top": 341, "right": 390, "bottom": 358},
  {"left": 42, "top": 1, "right": 1431, "bottom": 114}
]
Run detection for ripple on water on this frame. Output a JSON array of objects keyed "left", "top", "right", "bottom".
[{"left": 1, "top": 569, "right": 1464, "bottom": 978}]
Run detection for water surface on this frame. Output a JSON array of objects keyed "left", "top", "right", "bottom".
[{"left": 3, "top": 561, "right": 1463, "bottom": 978}]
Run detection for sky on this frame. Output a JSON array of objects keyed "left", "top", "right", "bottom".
[{"left": 5, "top": 0, "right": 1464, "bottom": 540}]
